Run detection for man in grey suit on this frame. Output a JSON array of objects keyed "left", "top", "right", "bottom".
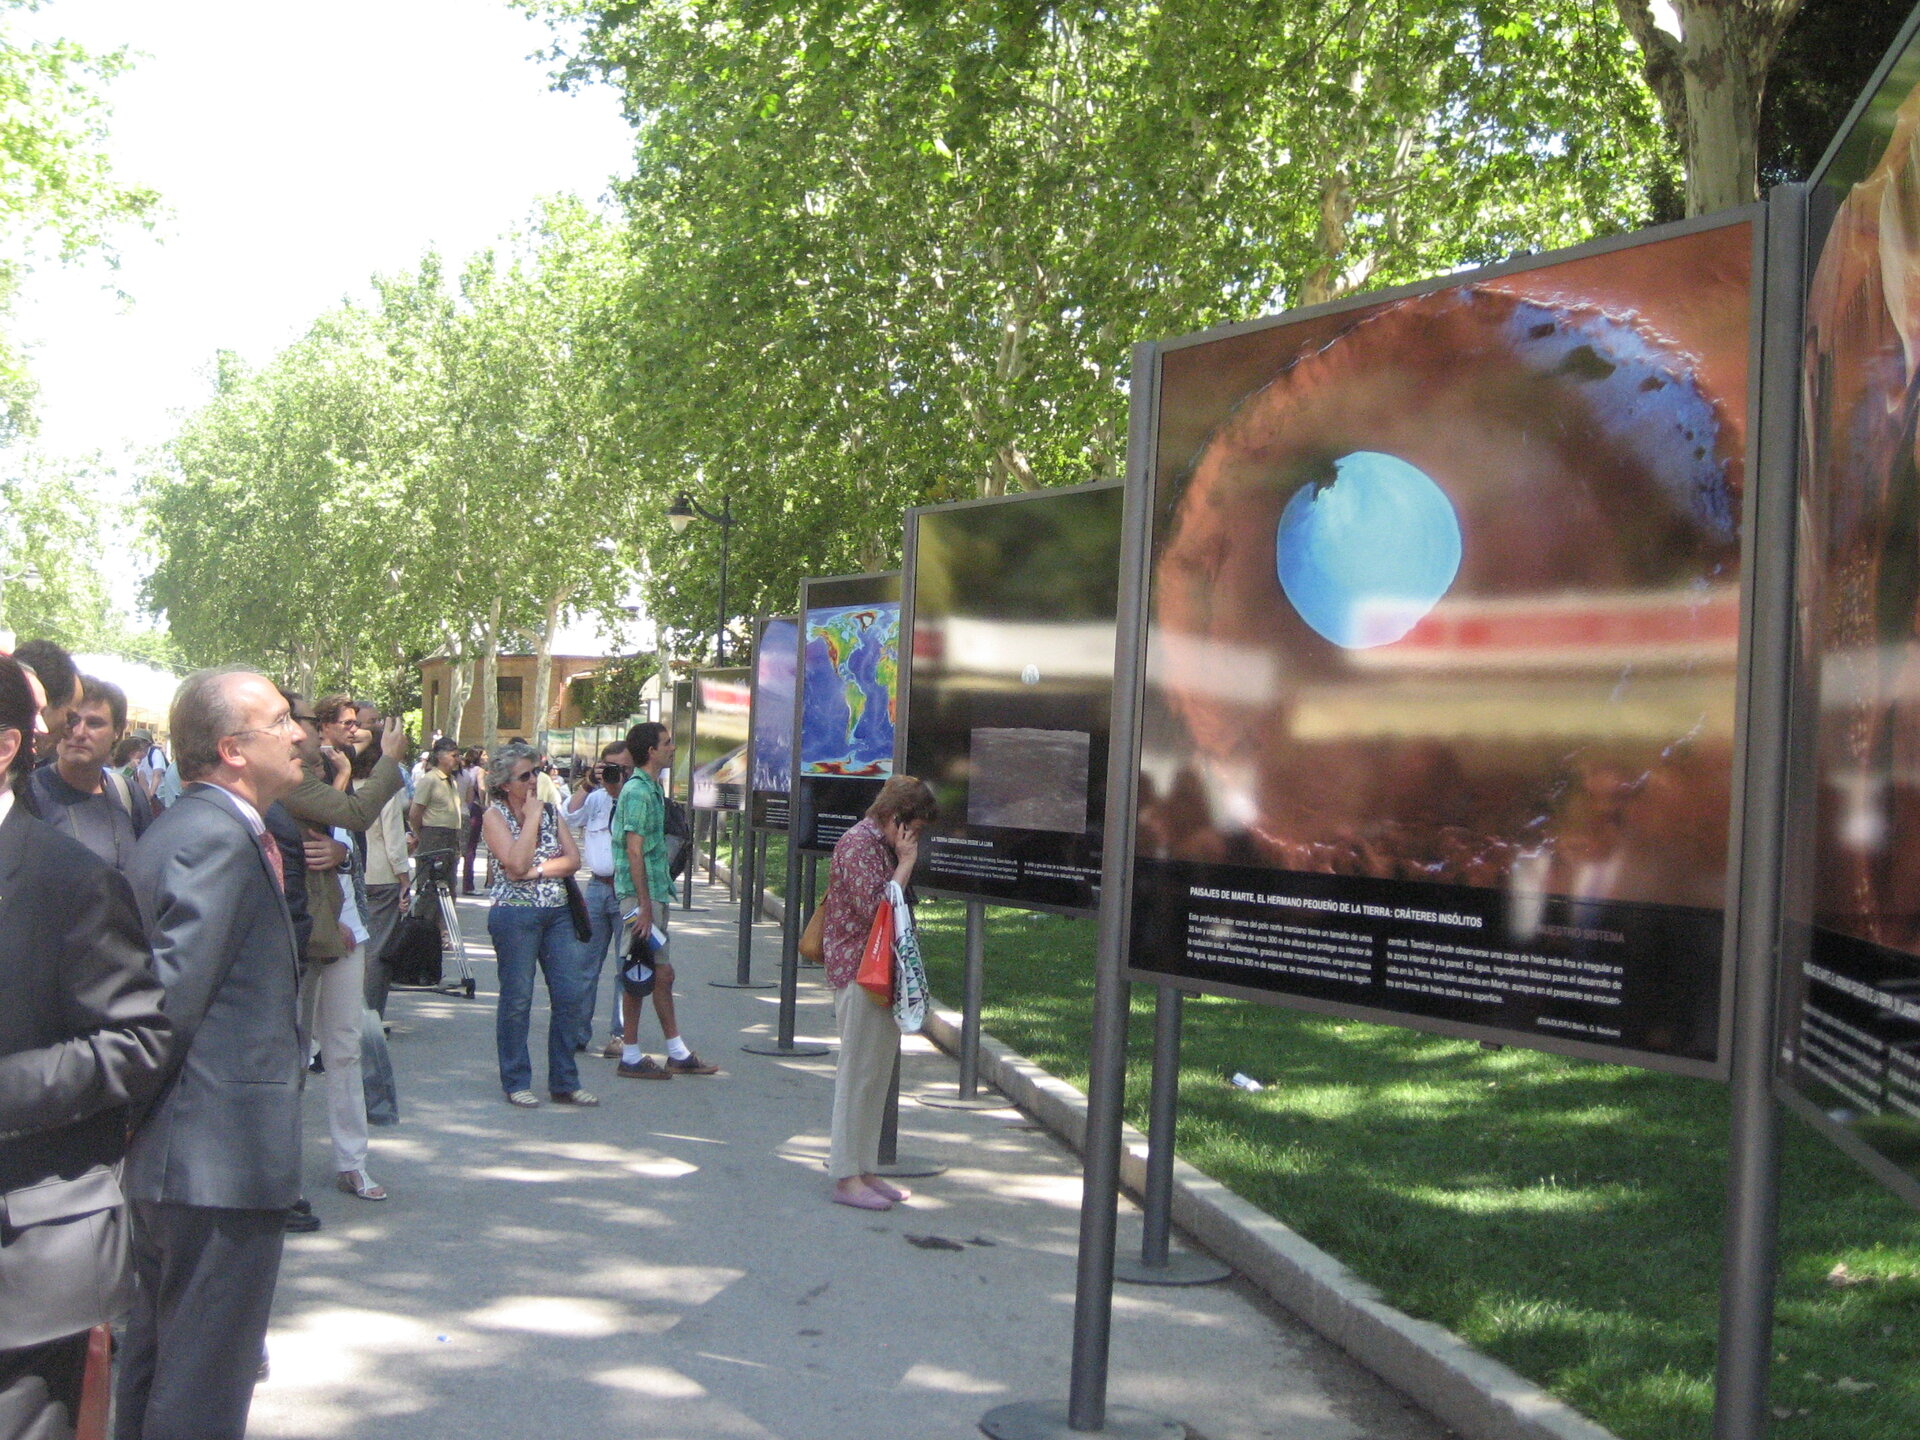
[
  {"left": 118, "top": 668, "right": 308, "bottom": 1440},
  {"left": 0, "top": 652, "right": 171, "bottom": 1440}
]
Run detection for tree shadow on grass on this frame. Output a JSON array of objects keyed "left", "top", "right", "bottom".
[{"left": 913, "top": 902, "right": 1920, "bottom": 1440}]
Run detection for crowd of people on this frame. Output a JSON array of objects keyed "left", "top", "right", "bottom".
[{"left": 0, "top": 638, "right": 937, "bottom": 1440}]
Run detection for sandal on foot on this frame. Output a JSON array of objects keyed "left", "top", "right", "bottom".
[
  {"left": 506, "top": 1090, "right": 541, "bottom": 1108},
  {"left": 868, "top": 1177, "right": 911, "bottom": 1202},
  {"left": 832, "top": 1183, "right": 893, "bottom": 1212},
  {"left": 336, "top": 1170, "right": 387, "bottom": 1201},
  {"left": 550, "top": 1089, "right": 599, "bottom": 1106}
]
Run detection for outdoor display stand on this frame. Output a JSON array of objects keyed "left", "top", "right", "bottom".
[
  {"left": 667, "top": 678, "right": 707, "bottom": 911},
  {"left": 987, "top": 201, "right": 1795, "bottom": 1440},
  {"left": 745, "top": 572, "right": 901, "bottom": 1060},
  {"left": 1775, "top": 9, "right": 1920, "bottom": 1216},
  {"left": 896, "top": 484, "right": 1127, "bottom": 1117},
  {"left": 721, "top": 615, "right": 799, "bottom": 990}
]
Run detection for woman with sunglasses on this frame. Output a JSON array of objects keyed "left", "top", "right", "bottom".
[{"left": 480, "top": 741, "right": 595, "bottom": 1108}]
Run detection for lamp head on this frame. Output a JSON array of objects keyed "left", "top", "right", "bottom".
[{"left": 667, "top": 492, "right": 696, "bottom": 535}]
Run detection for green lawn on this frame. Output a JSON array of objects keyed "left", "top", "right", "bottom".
[{"left": 908, "top": 901, "right": 1920, "bottom": 1440}]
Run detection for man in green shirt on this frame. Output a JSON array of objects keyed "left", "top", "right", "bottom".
[{"left": 609, "top": 721, "right": 717, "bottom": 1078}]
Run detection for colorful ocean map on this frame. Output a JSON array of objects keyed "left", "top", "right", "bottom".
[
  {"left": 800, "top": 602, "right": 899, "bottom": 777},
  {"left": 752, "top": 617, "right": 798, "bottom": 793}
]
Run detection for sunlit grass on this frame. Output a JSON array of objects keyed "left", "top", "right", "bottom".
[{"left": 914, "top": 901, "right": 1920, "bottom": 1440}]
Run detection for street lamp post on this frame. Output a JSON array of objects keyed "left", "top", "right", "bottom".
[{"left": 666, "top": 491, "right": 735, "bottom": 663}]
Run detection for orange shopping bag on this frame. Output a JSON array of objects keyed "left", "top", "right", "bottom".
[{"left": 855, "top": 891, "right": 895, "bottom": 1005}]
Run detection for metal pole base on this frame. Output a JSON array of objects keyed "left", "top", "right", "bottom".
[
  {"left": 918, "top": 1090, "right": 1010, "bottom": 1111},
  {"left": 874, "top": 1155, "right": 947, "bottom": 1179},
  {"left": 1112, "top": 1252, "right": 1231, "bottom": 1287},
  {"left": 980, "top": 1400, "right": 1184, "bottom": 1440},
  {"left": 709, "top": 978, "right": 777, "bottom": 990},
  {"left": 741, "top": 1039, "right": 831, "bottom": 1057}
]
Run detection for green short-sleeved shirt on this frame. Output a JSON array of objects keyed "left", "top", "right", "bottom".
[
  {"left": 612, "top": 768, "right": 673, "bottom": 903},
  {"left": 417, "top": 767, "right": 464, "bottom": 830}
]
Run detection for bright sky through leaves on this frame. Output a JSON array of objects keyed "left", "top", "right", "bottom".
[{"left": 11, "top": 0, "right": 633, "bottom": 463}]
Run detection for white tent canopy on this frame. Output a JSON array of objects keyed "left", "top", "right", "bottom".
[{"left": 73, "top": 653, "right": 184, "bottom": 733}]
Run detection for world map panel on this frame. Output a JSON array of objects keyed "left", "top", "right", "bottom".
[{"left": 799, "top": 602, "right": 900, "bottom": 778}]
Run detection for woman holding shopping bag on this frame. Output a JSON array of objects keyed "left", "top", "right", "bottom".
[{"left": 817, "top": 775, "right": 938, "bottom": 1210}]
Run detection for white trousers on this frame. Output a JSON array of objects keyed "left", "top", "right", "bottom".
[
  {"left": 301, "top": 944, "right": 370, "bottom": 1173},
  {"left": 829, "top": 982, "right": 900, "bottom": 1181}
]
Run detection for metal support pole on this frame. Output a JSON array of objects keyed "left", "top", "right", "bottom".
[
  {"left": 921, "top": 900, "right": 1005, "bottom": 1111},
  {"left": 755, "top": 830, "right": 770, "bottom": 919},
  {"left": 874, "top": 1048, "right": 945, "bottom": 1180},
  {"left": 961, "top": 903, "right": 984, "bottom": 1097},
  {"left": 1709, "top": 186, "right": 1803, "bottom": 1440},
  {"left": 1115, "top": 988, "right": 1229, "bottom": 1287},
  {"left": 741, "top": 828, "right": 826, "bottom": 1057},
  {"left": 714, "top": 818, "right": 773, "bottom": 990},
  {"left": 983, "top": 342, "right": 1182, "bottom": 1440},
  {"left": 801, "top": 853, "right": 819, "bottom": 927}
]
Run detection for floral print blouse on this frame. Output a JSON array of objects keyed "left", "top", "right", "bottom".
[
  {"left": 821, "top": 818, "right": 897, "bottom": 989},
  {"left": 488, "top": 801, "right": 567, "bottom": 909}
]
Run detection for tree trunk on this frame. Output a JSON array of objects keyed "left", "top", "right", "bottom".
[
  {"left": 1616, "top": 0, "right": 1805, "bottom": 215},
  {"left": 291, "top": 641, "right": 320, "bottom": 702},
  {"left": 444, "top": 654, "right": 473, "bottom": 746},
  {"left": 530, "top": 584, "right": 575, "bottom": 740},
  {"left": 1301, "top": 168, "right": 1376, "bottom": 307},
  {"left": 479, "top": 592, "right": 502, "bottom": 748}
]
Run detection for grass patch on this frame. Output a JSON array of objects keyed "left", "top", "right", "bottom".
[{"left": 912, "top": 902, "right": 1920, "bottom": 1440}]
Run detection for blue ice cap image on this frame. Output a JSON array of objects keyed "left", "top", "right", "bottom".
[{"left": 1276, "top": 450, "right": 1463, "bottom": 649}]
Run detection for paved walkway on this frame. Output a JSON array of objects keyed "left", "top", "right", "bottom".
[{"left": 248, "top": 874, "right": 1452, "bottom": 1440}]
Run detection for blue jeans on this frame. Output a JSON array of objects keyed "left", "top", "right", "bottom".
[
  {"left": 488, "top": 903, "right": 589, "bottom": 1096},
  {"left": 579, "top": 878, "right": 625, "bottom": 1047}
]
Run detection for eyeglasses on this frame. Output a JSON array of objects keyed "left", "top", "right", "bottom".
[
  {"left": 510, "top": 770, "right": 536, "bottom": 783},
  {"left": 228, "top": 712, "right": 301, "bottom": 741}
]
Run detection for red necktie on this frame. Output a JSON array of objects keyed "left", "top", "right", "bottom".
[{"left": 257, "top": 829, "right": 285, "bottom": 891}]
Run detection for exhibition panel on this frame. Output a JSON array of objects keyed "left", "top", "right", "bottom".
[
  {"left": 1780, "top": 6, "right": 1920, "bottom": 1208},
  {"left": 748, "top": 615, "right": 798, "bottom": 831},
  {"left": 899, "top": 482, "right": 1122, "bottom": 912},
  {"left": 669, "top": 677, "right": 694, "bottom": 803},
  {"left": 791, "top": 570, "right": 902, "bottom": 853},
  {"left": 1122, "top": 213, "right": 1761, "bottom": 1077},
  {"left": 690, "top": 666, "right": 750, "bottom": 810}
]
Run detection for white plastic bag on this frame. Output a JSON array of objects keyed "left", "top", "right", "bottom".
[{"left": 887, "top": 880, "right": 928, "bottom": 1033}]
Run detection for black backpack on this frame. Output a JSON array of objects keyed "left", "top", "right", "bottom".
[{"left": 663, "top": 797, "right": 691, "bottom": 879}]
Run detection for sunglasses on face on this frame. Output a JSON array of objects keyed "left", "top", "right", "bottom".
[{"left": 511, "top": 770, "right": 536, "bottom": 784}]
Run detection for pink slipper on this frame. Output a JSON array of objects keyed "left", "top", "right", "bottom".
[
  {"left": 832, "top": 1184, "right": 892, "bottom": 1211},
  {"left": 868, "top": 1177, "right": 911, "bottom": 1202}
]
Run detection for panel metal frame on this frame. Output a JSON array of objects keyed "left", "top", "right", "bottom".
[
  {"left": 897, "top": 478, "right": 1123, "bottom": 918},
  {"left": 790, "top": 569, "right": 903, "bottom": 855},
  {"left": 745, "top": 613, "right": 798, "bottom": 835},
  {"left": 1118, "top": 206, "right": 1768, "bottom": 1082},
  {"left": 687, "top": 664, "right": 750, "bottom": 814}
]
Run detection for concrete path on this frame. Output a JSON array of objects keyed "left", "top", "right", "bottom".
[{"left": 248, "top": 875, "right": 1452, "bottom": 1440}]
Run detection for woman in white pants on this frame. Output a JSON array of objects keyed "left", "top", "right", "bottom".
[
  {"left": 817, "top": 777, "right": 936, "bottom": 1211},
  {"left": 302, "top": 824, "right": 383, "bottom": 1200}
]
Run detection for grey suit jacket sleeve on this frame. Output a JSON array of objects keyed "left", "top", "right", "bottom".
[
  {"left": 137, "top": 817, "right": 253, "bottom": 1076},
  {"left": 0, "top": 866, "right": 170, "bottom": 1142},
  {"left": 281, "top": 757, "right": 404, "bottom": 832}
]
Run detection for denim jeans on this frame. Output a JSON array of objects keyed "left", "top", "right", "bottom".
[
  {"left": 578, "top": 877, "right": 625, "bottom": 1047},
  {"left": 487, "top": 903, "right": 588, "bottom": 1096}
]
